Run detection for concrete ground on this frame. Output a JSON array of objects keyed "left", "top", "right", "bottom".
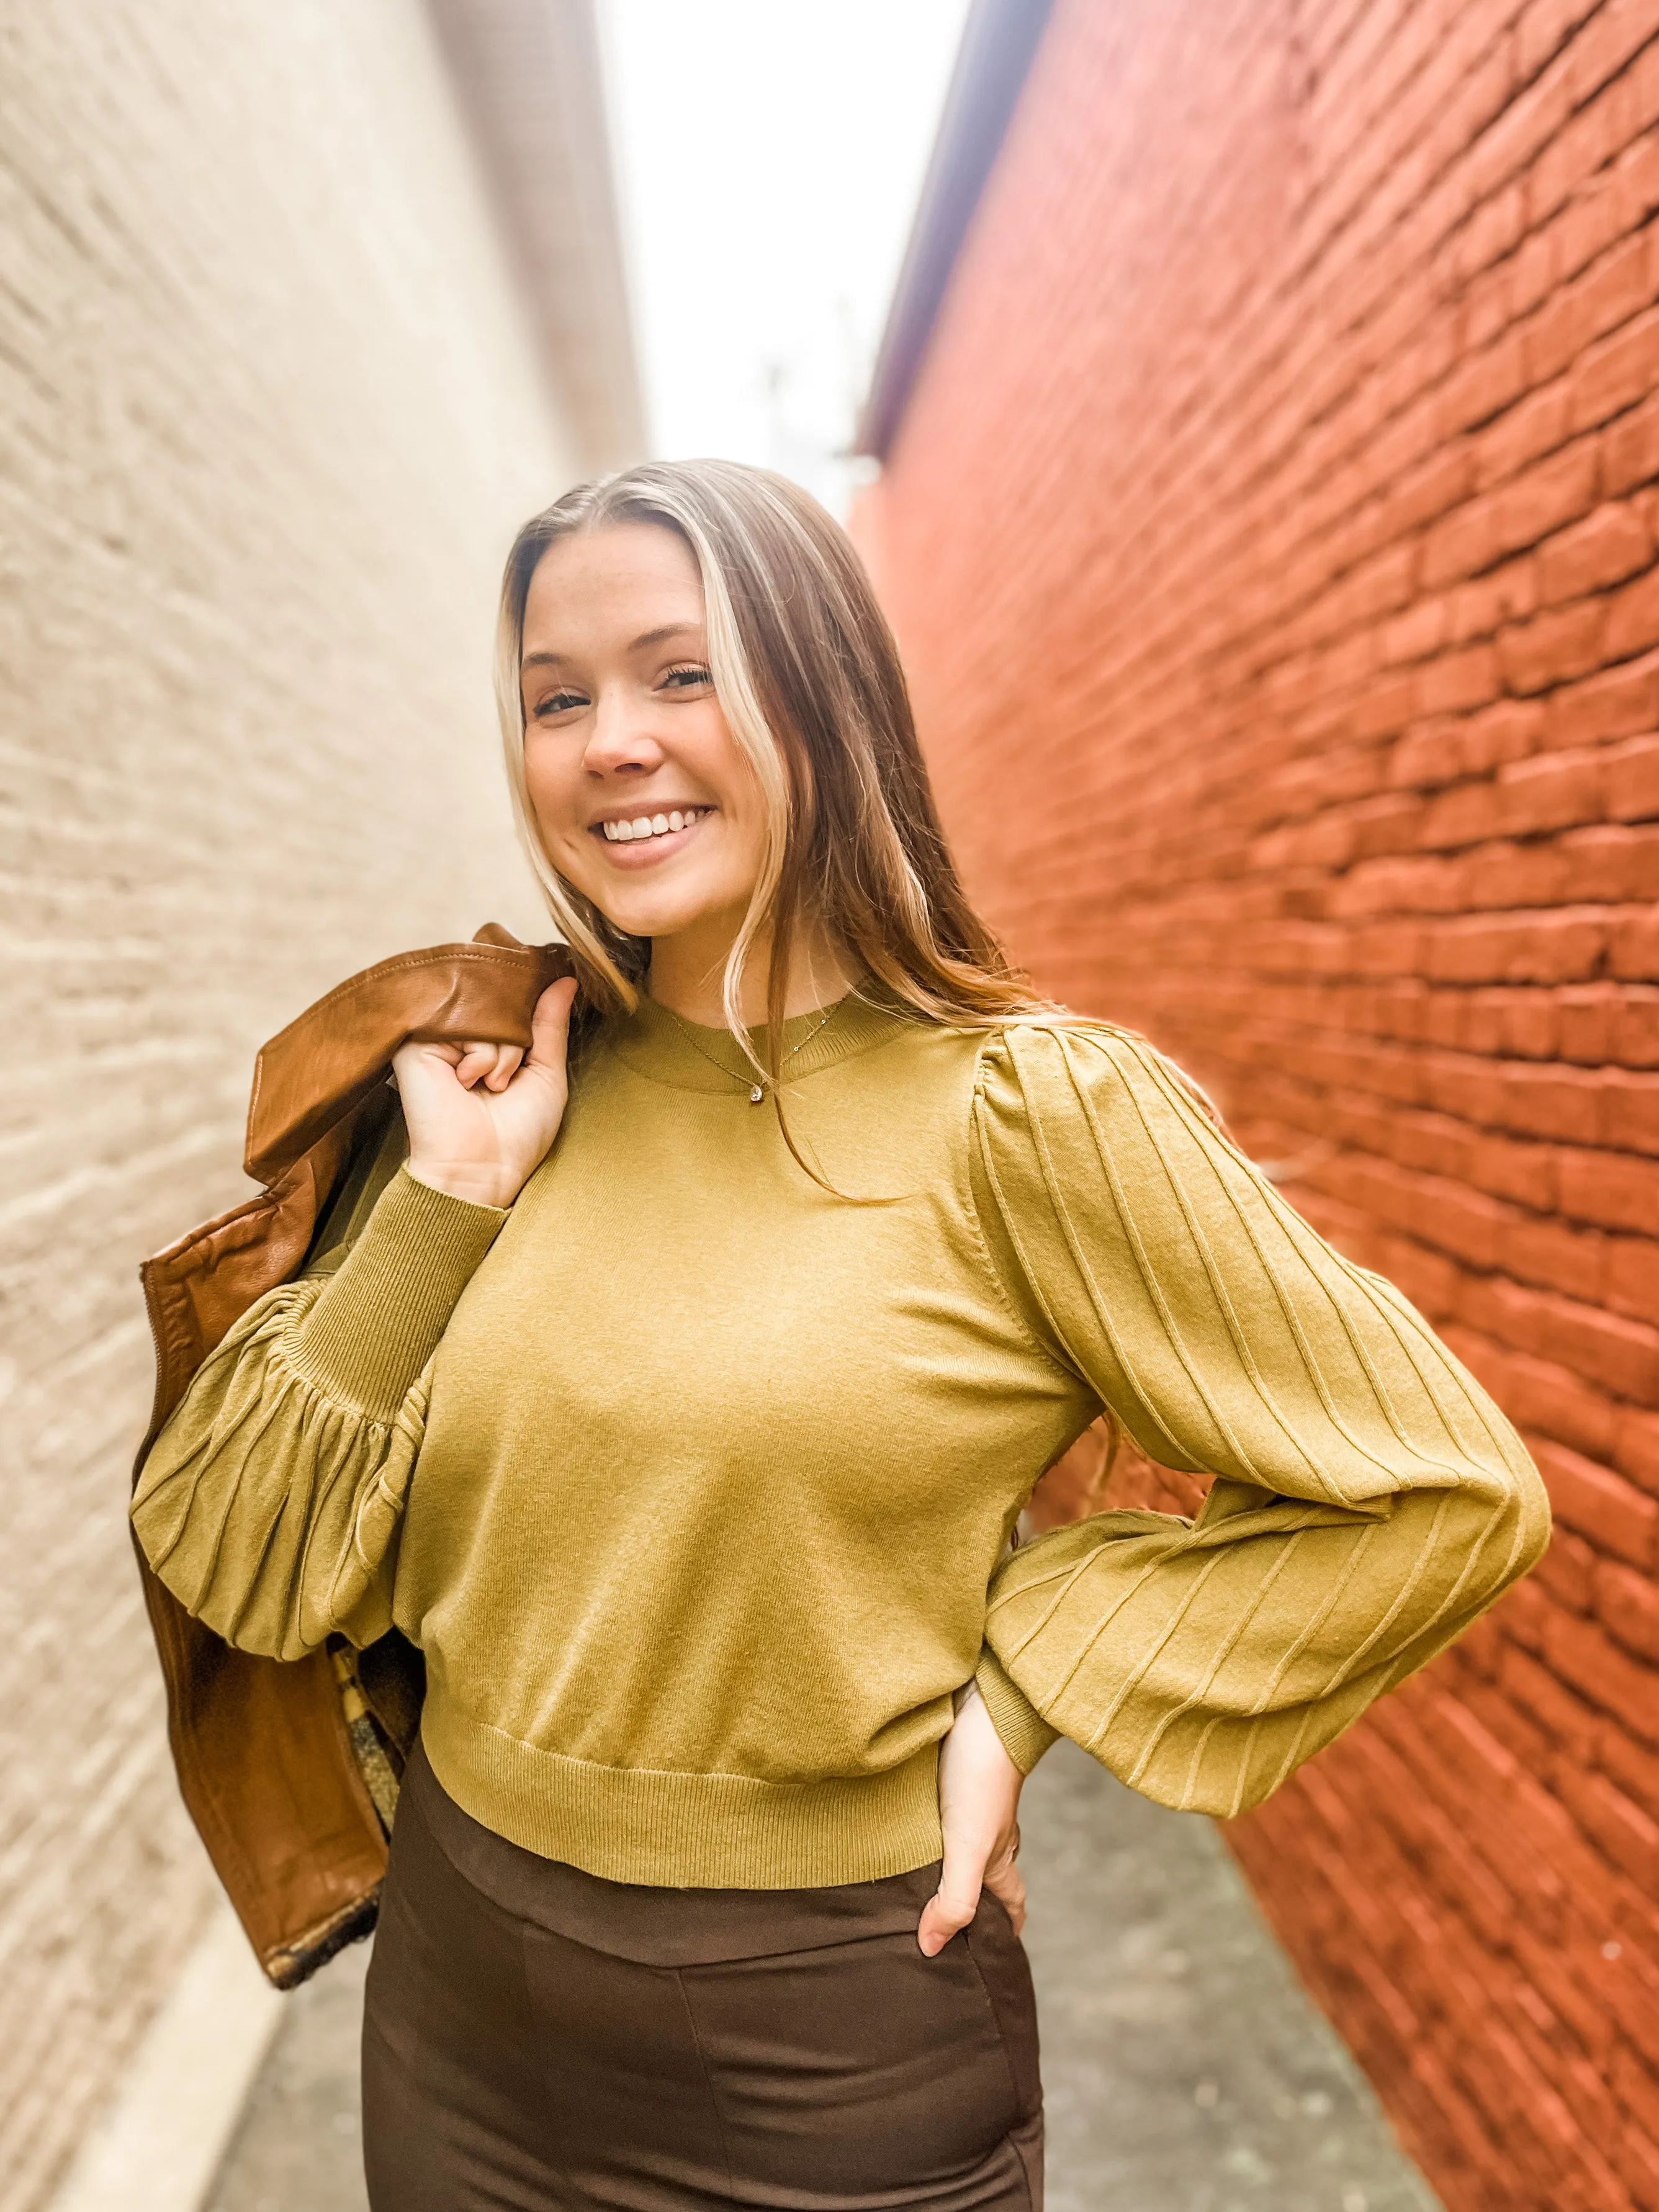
[{"left": 205, "top": 1742, "right": 1440, "bottom": 2211}]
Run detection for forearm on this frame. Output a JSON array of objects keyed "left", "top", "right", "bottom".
[
  {"left": 984, "top": 1473, "right": 1546, "bottom": 1818},
  {"left": 294, "top": 1165, "right": 507, "bottom": 1418}
]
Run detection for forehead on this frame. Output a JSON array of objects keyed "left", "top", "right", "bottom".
[{"left": 523, "top": 523, "right": 704, "bottom": 644}]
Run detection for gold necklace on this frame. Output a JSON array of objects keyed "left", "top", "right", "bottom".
[{"left": 662, "top": 999, "right": 840, "bottom": 1102}]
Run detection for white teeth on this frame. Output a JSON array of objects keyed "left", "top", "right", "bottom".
[{"left": 601, "top": 807, "right": 705, "bottom": 843}]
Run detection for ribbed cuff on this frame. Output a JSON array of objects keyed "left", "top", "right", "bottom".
[
  {"left": 975, "top": 1645, "right": 1061, "bottom": 1775},
  {"left": 293, "top": 1166, "right": 508, "bottom": 1418}
]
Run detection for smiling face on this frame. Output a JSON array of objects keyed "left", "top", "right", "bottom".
[{"left": 519, "top": 523, "right": 769, "bottom": 956}]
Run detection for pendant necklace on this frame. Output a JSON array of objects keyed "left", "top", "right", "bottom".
[{"left": 663, "top": 999, "right": 840, "bottom": 1103}]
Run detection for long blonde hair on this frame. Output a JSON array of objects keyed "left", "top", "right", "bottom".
[{"left": 495, "top": 459, "right": 1056, "bottom": 1088}]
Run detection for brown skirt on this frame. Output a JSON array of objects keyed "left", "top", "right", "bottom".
[{"left": 362, "top": 1741, "right": 1043, "bottom": 2210}]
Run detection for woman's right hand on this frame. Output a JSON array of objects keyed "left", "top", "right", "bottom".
[{"left": 394, "top": 977, "right": 578, "bottom": 1211}]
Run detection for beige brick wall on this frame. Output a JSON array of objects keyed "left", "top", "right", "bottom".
[{"left": 0, "top": 6, "right": 585, "bottom": 2203}]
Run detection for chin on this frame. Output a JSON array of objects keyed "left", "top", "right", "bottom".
[
  {"left": 578, "top": 886, "right": 710, "bottom": 942},
  {"left": 572, "top": 861, "right": 749, "bottom": 948}
]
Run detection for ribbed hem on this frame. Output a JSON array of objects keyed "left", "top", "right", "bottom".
[
  {"left": 293, "top": 1166, "right": 508, "bottom": 1418},
  {"left": 975, "top": 1646, "right": 1061, "bottom": 1776},
  {"left": 422, "top": 1696, "right": 946, "bottom": 1889}
]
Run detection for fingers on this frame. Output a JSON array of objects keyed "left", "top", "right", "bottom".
[
  {"left": 391, "top": 1036, "right": 464, "bottom": 1090},
  {"left": 982, "top": 1850, "right": 1027, "bottom": 1937},
  {"left": 453, "top": 1041, "right": 507, "bottom": 1091},
  {"left": 452, "top": 1040, "right": 533, "bottom": 1092},
  {"left": 917, "top": 1855, "right": 982, "bottom": 1958},
  {"left": 397, "top": 975, "right": 576, "bottom": 1107},
  {"left": 485, "top": 1045, "right": 524, "bottom": 1093},
  {"left": 527, "top": 976, "right": 579, "bottom": 1071},
  {"left": 919, "top": 1846, "right": 1025, "bottom": 1954}
]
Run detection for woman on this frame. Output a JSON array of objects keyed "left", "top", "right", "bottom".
[{"left": 133, "top": 459, "right": 1548, "bottom": 2209}]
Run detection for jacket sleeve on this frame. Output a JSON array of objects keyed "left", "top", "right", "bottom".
[
  {"left": 130, "top": 1156, "right": 507, "bottom": 1661},
  {"left": 968, "top": 1022, "right": 1551, "bottom": 1814}
]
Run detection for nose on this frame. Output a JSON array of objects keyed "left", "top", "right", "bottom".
[{"left": 581, "top": 685, "right": 664, "bottom": 779}]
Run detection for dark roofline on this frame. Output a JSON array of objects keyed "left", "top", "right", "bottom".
[{"left": 855, "top": 0, "right": 1057, "bottom": 459}]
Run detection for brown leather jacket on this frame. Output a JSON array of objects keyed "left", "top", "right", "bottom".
[{"left": 134, "top": 925, "right": 570, "bottom": 1987}]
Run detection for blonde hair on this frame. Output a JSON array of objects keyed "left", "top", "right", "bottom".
[{"left": 495, "top": 459, "right": 1056, "bottom": 1092}]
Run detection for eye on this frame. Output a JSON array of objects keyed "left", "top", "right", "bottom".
[
  {"left": 660, "top": 663, "right": 712, "bottom": 692},
  {"left": 531, "top": 688, "right": 588, "bottom": 719}
]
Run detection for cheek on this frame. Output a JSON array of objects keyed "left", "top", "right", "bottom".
[
  {"left": 721, "top": 807, "right": 769, "bottom": 886},
  {"left": 691, "top": 721, "right": 767, "bottom": 850},
  {"left": 523, "top": 742, "right": 577, "bottom": 843}
]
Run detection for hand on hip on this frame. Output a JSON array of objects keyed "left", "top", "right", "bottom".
[{"left": 918, "top": 1683, "right": 1025, "bottom": 1957}]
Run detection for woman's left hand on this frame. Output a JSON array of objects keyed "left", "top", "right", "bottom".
[{"left": 917, "top": 1683, "right": 1025, "bottom": 1956}]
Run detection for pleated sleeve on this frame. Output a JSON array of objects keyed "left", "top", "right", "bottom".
[
  {"left": 969, "top": 1023, "right": 1550, "bottom": 1814},
  {"left": 131, "top": 1162, "right": 506, "bottom": 1661}
]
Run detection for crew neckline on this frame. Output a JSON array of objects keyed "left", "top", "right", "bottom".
[{"left": 606, "top": 987, "right": 906, "bottom": 1095}]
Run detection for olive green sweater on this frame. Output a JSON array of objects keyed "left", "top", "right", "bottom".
[{"left": 132, "top": 994, "right": 1549, "bottom": 1887}]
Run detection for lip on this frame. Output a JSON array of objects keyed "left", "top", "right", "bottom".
[{"left": 587, "top": 806, "right": 714, "bottom": 869}]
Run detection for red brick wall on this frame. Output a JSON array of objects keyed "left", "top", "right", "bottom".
[{"left": 853, "top": 3, "right": 1659, "bottom": 2205}]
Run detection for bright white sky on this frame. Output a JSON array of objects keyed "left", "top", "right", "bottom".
[{"left": 597, "top": 1, "right": 973, "bottom": 515}]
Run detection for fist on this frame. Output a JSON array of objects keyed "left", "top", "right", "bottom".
[{"left": 394, "top": 976, "right": 578, "bottom": 1211}]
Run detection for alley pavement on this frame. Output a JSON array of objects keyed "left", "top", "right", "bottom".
[{"left": 205, "top": 1742, "right": 1440, "bottom": 2211}]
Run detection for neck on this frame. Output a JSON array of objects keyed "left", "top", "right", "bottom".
[{"left": 647, "top": 911, "right": 856, "bottom": 1028}]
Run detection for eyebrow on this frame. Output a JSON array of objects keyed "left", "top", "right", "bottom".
[{"left": 521, "top": 622, "right": 704, "bottom": 671}]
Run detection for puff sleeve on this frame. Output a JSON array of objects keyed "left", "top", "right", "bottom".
[
  {"left": 970, "top": 1023, "right": 1550, "bottom": 1815},
  {"left": 131, "top": 1161, "right": 506, "bottom": 1661}
]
